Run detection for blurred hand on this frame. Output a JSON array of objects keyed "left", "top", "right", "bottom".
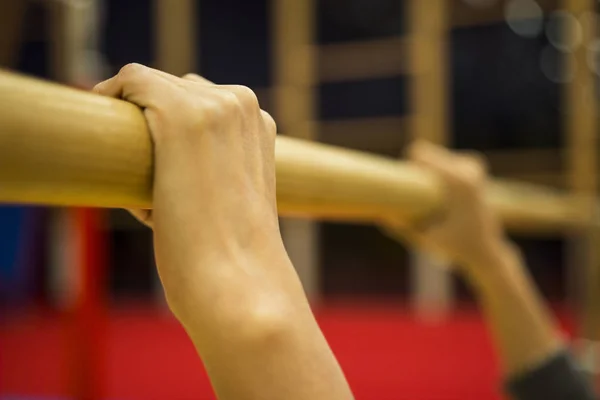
[
  {"left": 388, "top": 144, "right": 575, "bottom": 387},
  {"left": 93, "top": 64, "right": 292, "bottom": 323},
  {"left": 385, "top": 141, "right": 508, "bottom": 277}
]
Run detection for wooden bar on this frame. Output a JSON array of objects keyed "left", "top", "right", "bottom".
[
  {"left": 318, "top": 117, "right": 409, "bottom": 154},
  {"left": 48, "top": 0, "right": 79, "bottom": 83},
  {"left": 408, "top": 0, "right": 448, "bottom": 146},
  {"left": 407, "top": 0, "right": 452, "bottom": 317},
  {"left": 154, "top": 0, "right": 197, "bottom": 76},
  {"left": 318, "top": 38, "right": 410, "bottom": 82},
  {"left": 563, "top": 0, "right": 600, "bottom": 382},
  {"left": 0, "top": 0, "right": 26, "bottom": 68},
  {"left": 487, "top": 149, "right": 563, "bottom": 177},
  {"left": 451, "top": 0, "right": 559, "bottom": 28},
  {"left": 0, "top": 69, "right": 590, "bottom": 234}
]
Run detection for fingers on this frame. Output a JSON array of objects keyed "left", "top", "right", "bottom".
[
  {"left": 225, "top": 85, "right": 260, "bottom": 112},
  {"left": 183, "top": 75, "right": 267, "bottom": 115},
  {"left": 456, "top": 150, "right": 488, "bottom": 183},
  {"left": 183, "top": 75, "right": 276, "bottom": 134},
  {"left": 221, "top": 86, "right": 276, "bottom": 137},
  {"left": 407, "top": 141, "right": 455, "bottom": 173},
  {"left": 95, "top": 65, "right": 277, "bottom": 144},
  {"left": 93, "top": 63, "right": 173, "bottom": 107},
  {"left": 406, "top": 140, "right": 487, "bottom": 186},
  {"left": 183, "top": 73, "right": 276, "bottom": 133},
  {"left": 261, "top": 110, "right": 277, "bottom": 134}
]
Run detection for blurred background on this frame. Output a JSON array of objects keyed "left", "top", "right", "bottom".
[{"left": 0, "top": 0, "right": 598, "bottom": 399}]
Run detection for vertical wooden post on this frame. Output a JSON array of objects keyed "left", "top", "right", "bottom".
[
  {"left": 154, "top": 0, "right": 197, "bottom": 76},
  {"left": 407, "top": 0, "right": 453, "bottom": 319},
  {"left": 272, "top": 0, "right": 319, "bottom": 300},
  {"left": 563, "top": 0, "right": 600, "bottom": 384},
  {"left": 0, "top": 0, "right": 26, "bottom": 68},
  {"left": 48, "top": 0, "right": 101, "bottom": 84}
]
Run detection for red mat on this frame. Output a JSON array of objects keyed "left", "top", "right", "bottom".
[{"left": 0, "top": 303, "right": 575, "bottom": 400}]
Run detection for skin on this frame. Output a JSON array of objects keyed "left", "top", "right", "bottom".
[
  {"left": 94, "top": 64, "right": 575, "bottom": 398},
  {"left": 387, "top": 142, "right": 565, "bottom": 377},
  {"left": 94, "top": 64, "right": 354, "bottom": 400}
]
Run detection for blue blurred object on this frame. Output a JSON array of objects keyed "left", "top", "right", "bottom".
[{"left": 0, "top": 206, "right": 31, "bottom": 301}]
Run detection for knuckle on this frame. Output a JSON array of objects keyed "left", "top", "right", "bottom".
[
  {"left": 261, "top": 110, "right": 277, "bottom": 135},
  {"left": 182, "top": 73, "right": 198, "bottom": 80},
  {"left": 458, "top": 152, "right": 487, "bottom": 179},
  {"left": 470, "top": 153, "right": 487, "bottom": 171},
  {"left": 196, "top": 99, "right": 230, "bottom": 127},
  {"left": 205, "top": 100, "right": 224, "bottom": 119},
  {"left": 218, "top": 91, "right": 243, "bottom": 113},
  {"left": 229, "top": 85, "right": 259, "bottom": 110},
  {"left": 119, "top": 63, "right": 147, "bottom": 78},
  {"left": 469, "top": 160, "right": 487, "bottom": 182},
  {"left": 464, "top": 167, "right": 486, "bottom": 190}
]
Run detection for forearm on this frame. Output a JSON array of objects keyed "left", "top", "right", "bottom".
[
  {"left": 396, "top": 140, "right": 594, "bottom": 398},
  {"left": 186, "top": 308, "right": 352, "bottom": 400},
  {"left": 175, "top": 255, "right": 353, "bottom": 400},
  {"left": 466, "top": 242, "right": 564, "bottom": 377}
]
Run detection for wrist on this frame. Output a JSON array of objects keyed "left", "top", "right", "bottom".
[
  {"left": 167, "top": 245, "right": 307, "bottom": 328},
  {"left": 461, "top": 240, "right": 526, "bottom": 293}
]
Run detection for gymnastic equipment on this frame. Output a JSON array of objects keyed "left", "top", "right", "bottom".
[{"left": 0, "top": 68, "right": 590, "bottom": 234}]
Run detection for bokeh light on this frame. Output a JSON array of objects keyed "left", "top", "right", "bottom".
[
  {"left": 504, "top": 0, "right": 544, "bottom": 38},
  {"left": 540, "top": 45, "right": 575, "bottom": 83},
  {"left": 546, "top": 11, "right": 583, "bottom": 52},
  {"left": 586, "top": 38, "right": 600, "bottom": 76}
]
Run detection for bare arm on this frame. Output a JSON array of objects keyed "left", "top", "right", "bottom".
[
  {"left": 178, "top": 253, "right": 353, "bottom": 400},
  {"left": 388, "top": 141, "right": 594, "bottom": 399},
  {"left": 467, "top": 242, "right": 564, "bottom": 376},
  {"left": 94, "top": 65, "right": 353, "bottom": 400},
  {"left": 468, "top": 241, "right": 595, "bottom": 400}
]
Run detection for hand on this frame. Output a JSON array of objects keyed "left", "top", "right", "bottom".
[
  {"left": 124, "top": 73, "right": 223, "bottom": 227},
  {"left": 93, "top": 64, "right": 293, "bottom": 324},
  {"left": 94, "top": 65, "right": 353, "bottom": 400},
  {"left": 385, "top": 141, "right": 508, "bottom": 276},
  {"left": 387, "top": 145, "right": 573, "bottom": 387}
]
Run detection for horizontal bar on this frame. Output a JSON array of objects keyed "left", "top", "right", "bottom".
[
  {"left": 451, "top": 0, "right": 558, "bottom": 28},
  {"left": 318, "top": 116, "right": 408, "bottom": 154},
  {"left": 0, "top": 69, "right": 588, "bottom": 233},
  {"left": 318, "top": 38, "right": 410, "bottom": 83}
]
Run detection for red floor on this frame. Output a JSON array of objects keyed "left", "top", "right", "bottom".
[{"left": 1, "top": 303, "right": 575, "bottom": 400}]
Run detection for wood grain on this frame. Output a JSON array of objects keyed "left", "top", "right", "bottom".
[{"left": 0, "top": 69, "right": 589, "bottom": 234}]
